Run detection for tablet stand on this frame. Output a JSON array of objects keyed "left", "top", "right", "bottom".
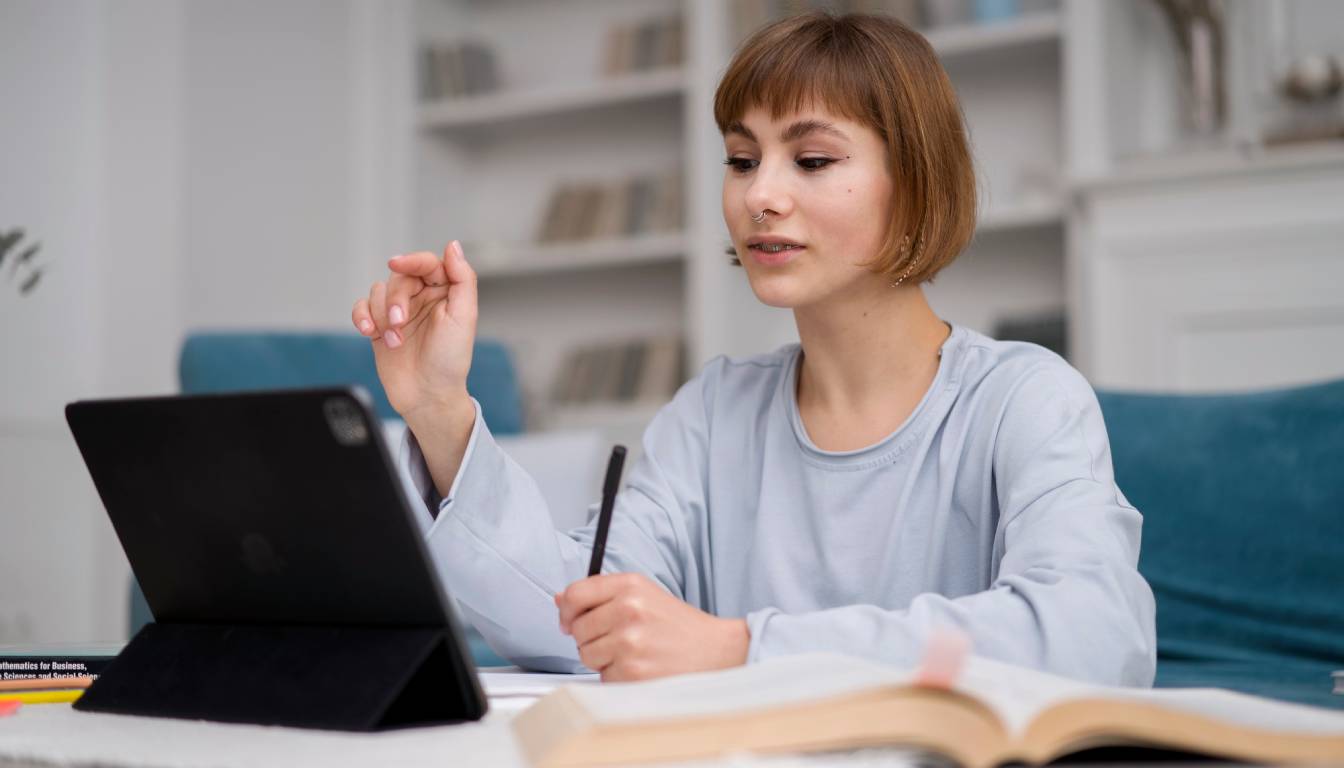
[{"left": 74, "top": 622, "right": 486, "bottom": 730}]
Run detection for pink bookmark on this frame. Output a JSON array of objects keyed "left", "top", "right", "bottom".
[
  {"left": 0, "top": 701, "right": 20, "bottom": 717},
  {"left": 912, "top": 627, "right": 971, "bottom": 690}
]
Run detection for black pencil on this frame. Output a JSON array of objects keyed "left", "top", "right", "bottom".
[{"left": 587, "top": 445, "right": 627, "bottom": 577}]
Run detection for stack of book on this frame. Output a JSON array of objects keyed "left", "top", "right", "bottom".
[
  {"left": 0, "top": 676, "right": 93, "bottom": 707},
  {"left": 600, "top": 15, "right": 684, "bottom": 76},
  {"left": 0, "top": 644, "right": 118, "bottom": 706},
  {"left": 537, "top": 172, "right": 682, "bottom": 244},
  {"left": 551, "top": 337, "right": 684, "bottom": 406},
  {"left": 0, "top": 644, "right": 119, "bottom": 683},
  {"left": 419, "top": 40, "right": 499, "bottom": 101}
]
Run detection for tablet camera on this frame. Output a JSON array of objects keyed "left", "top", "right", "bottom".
[{"left": 323, "top": 397, "right": 369, "bottom": 446}]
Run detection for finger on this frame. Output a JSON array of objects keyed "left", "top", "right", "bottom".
[
  {"left": 351, "top": 298, "right": 375, "bottom": 336},
  {"left": 369, "top": 281, "right": 400, "bottom": 349},
  {"left": 913, "top": 628, "right": 971, "bottom": 689},
  {"left": 568, "top": 597, "right": 624, "bottom": 647},
  {"left": 600, "top": 658, "right": 654, "bottom": 683},
  {"left": 556, "top": 575, "right": 622, "bottom": 631},
  {"left": 384, "top": 273, "right": 425, "bottom": 328},
  {"left": 442, "top": 241, "right": 478, "bottom": 322},
  {"left": 579, "top": 632, "right": 654, "bottom": 682},
  {"left": 388, "top": 250, "right": 449, "bottom": 285},
  {"left": 576, "top": 631, "right": 616, "bottom": 673}
]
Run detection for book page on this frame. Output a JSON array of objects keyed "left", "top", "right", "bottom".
[
  {"left": 566, "top": 653, "right": 914, "bottom": 723},
  {"left": 953, "top": 657, "right": 1103, "bottom": 735},
  {"left": 1101, "top": 686, "right": 1344, "bottom": 735},
  {"left": 958, "top": 657, "right": 1344, "bottom": 738}
]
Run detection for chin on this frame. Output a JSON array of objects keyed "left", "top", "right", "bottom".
[{"left": 743, "top": 271, "right": 808, "bottom": 309}]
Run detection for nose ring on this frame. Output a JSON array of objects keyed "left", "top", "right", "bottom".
[{"left": 751, "top": 211, "right": 767, "bottom": 224}]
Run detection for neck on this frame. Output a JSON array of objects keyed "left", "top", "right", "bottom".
[{"left": 792, "top": 281, "right": 950, "bottom": 414}]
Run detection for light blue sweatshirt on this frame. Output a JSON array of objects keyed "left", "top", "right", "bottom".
[{"left": 403, "top": 323, "right": 1157, "bottom": 686}]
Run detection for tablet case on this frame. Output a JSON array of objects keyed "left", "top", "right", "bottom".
[
  {"left": 75, "top": 623, "right": 483, "bottom": 730},
  {"left": 65, "top": 387, "right": 488, "bottom": 730}
]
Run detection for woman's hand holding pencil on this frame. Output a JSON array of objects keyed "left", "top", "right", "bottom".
[
  {"left": 555, "top": 572, "right": 749, "bottom": 683},
  {"left": 556, "top": 444, "right": 749, "bottom": 682}
]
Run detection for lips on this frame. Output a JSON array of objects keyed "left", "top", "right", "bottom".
[
  {"left": 752, "top": 246, "right": 801, "bottom": 267},
  {"left": 746, "top": 237, "right": 805, "bottom": 266}
]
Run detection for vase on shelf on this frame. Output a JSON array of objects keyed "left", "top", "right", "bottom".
[{"left": 1151, "top": 0, "right": 1227, "bottom": 147}]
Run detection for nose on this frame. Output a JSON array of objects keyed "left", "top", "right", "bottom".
[{"left": 743, "top": 157, "right": 793, "bottom": 220}]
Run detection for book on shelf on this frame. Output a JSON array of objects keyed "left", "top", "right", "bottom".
[
  {"left": 537, "top": 172, "right": 684, "bottom": 244},
  {"left": 729, "top": 0, "right": 1048, "bottom": 43},
  {"left": 731, "top": 0, "right": 923, "bottom": 42},
  {"left": 600, "top": 15, "right": 684, "bottom": 76},
  {"left": 513, "top": 652, "right": 1344, "bottom": 768},
  {"left": 0, "top": 644, "right": 121, "bottom": 682},
  {"left": 551, "top": 337, "right": 684, "bottom": 407},
  {"left": 420, "top": 39, "right": 498, "bottom": 101}
]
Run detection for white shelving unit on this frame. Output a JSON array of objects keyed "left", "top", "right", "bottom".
[
  {"left": 398, "top": 0, "right": 1071, "bottom": 436},
  {"left": 924, "top": 9, "right": 1060, "bottom": 58},
  {"left": 1060, "top": 0, "right": 1344, "bottom": 391},
  {"left": 471, "top": 233, "right": 686, "bottom": 280},
  {"left": 419, "top": 67, "right": 686, "bottom": 131}
]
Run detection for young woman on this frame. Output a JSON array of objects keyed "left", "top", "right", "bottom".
[{"left": 351, "top": 12, "right": 1156, "bottom": 686}]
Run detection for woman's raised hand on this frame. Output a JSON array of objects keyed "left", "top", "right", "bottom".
[{"left": 352, "top": 241, "right": 477, "bottom": 426}]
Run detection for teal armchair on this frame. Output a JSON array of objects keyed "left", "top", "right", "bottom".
[
  {"left": 1098, "top": 378, "right": 1344, "bottom": 709},
  {"left": 129, "top": 331, "right": 521, "bottom": 667}
]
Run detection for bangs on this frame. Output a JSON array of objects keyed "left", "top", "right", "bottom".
[{"left": 713, "top": 25, "right": 881, "bottom": 137}]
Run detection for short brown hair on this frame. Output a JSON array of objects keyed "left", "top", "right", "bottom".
[{"left": 714, "top": 11, "right": 976, "bottom": 283}]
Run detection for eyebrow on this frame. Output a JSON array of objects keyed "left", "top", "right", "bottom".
[{"left": 725, "top": 119, "right": 851, "bottom": 144}]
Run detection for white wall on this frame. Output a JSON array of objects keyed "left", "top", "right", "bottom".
[{"left": 0, "top": 0, "right": 380, "bottom": 643}]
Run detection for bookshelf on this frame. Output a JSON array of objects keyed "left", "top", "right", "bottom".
[
  {"left": 472, "top": 233, "right": 686, "bottom": 280},
  {"left": 924, "top": 9, "right": 1060, "bottom": 58},
  {"left": 419, "top": 67, "right": 686, "bottom": 132},
  {"left": 397, "top": 0, "right": 1073, "bottom": 438}
]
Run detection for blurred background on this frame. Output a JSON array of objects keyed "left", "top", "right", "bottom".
[{"left": 2, "top": 0, "right": 1343, "bottom": 647}]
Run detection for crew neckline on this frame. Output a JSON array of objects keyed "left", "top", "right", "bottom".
[{"left": 783, "top": 322, "right": 963, "bottom": 470}]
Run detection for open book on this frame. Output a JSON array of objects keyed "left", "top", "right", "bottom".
[{"left": 512, "top": 653, "right": 1344, "bottom": 767}]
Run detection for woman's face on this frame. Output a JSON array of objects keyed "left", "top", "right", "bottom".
[{"left": 722, "top": 105, "right": 894, "bottom": 310}]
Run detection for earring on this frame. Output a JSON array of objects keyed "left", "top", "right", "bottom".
[
  {"left": 889, "top": 234, "right": 917, "bottom": 288},
  {"left": 751, "top": 211, "right": 767, "bottom": 224}
]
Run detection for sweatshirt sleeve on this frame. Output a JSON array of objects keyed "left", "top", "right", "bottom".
[
  {"left": 403, "top": 371, "right": 715, "bottom": 673},
  {"left": 743, "top": 362, "right": 1158, "bottom": 687}
]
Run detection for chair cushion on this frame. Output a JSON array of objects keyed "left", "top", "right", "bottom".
[
  {"left": 1098, "top": 378, "right": 1344, "bottom": 708},
  {"left": 178, "top": 332, "right": 522, "bottom": 434}
]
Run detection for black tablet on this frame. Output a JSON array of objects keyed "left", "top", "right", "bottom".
[{"left": 65, "top": 387, "right": 487, "bottom": 730}]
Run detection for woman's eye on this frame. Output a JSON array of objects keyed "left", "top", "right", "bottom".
[
  {"left": 723, "top": 156, "right": 834, "bottom": 173},
  {"left": 724, "top": 157, "right": 758, "bottom": 173}
]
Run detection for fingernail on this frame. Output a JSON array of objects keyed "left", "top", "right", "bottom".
[
  {"left": 384, "top": 329, "right": 401, "bottom": 348},
  {"left": 389, "top": 305, "right": 405, "bottom": 325},
  {"left": 913, "top": 628, "right": 970, "bottom": 689},
  {"left": 453, "top": 240, "right": 465, "bottom": 259},
  {"left": 387, "top": 254, "right": 400, "bottom": 265},
  {"left": 358, "top": 319, "right": 373, "bottom": 333}
]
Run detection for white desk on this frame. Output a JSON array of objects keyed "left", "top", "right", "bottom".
[
  {"left": 0, "top": 699, "right": 1230, "bottom": 768},
  {"left": 0, "top": 701, "right": 524, "bottom": 767},
  {"left": 0, "top": 672, "right": 932, "bottom": 768}
]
